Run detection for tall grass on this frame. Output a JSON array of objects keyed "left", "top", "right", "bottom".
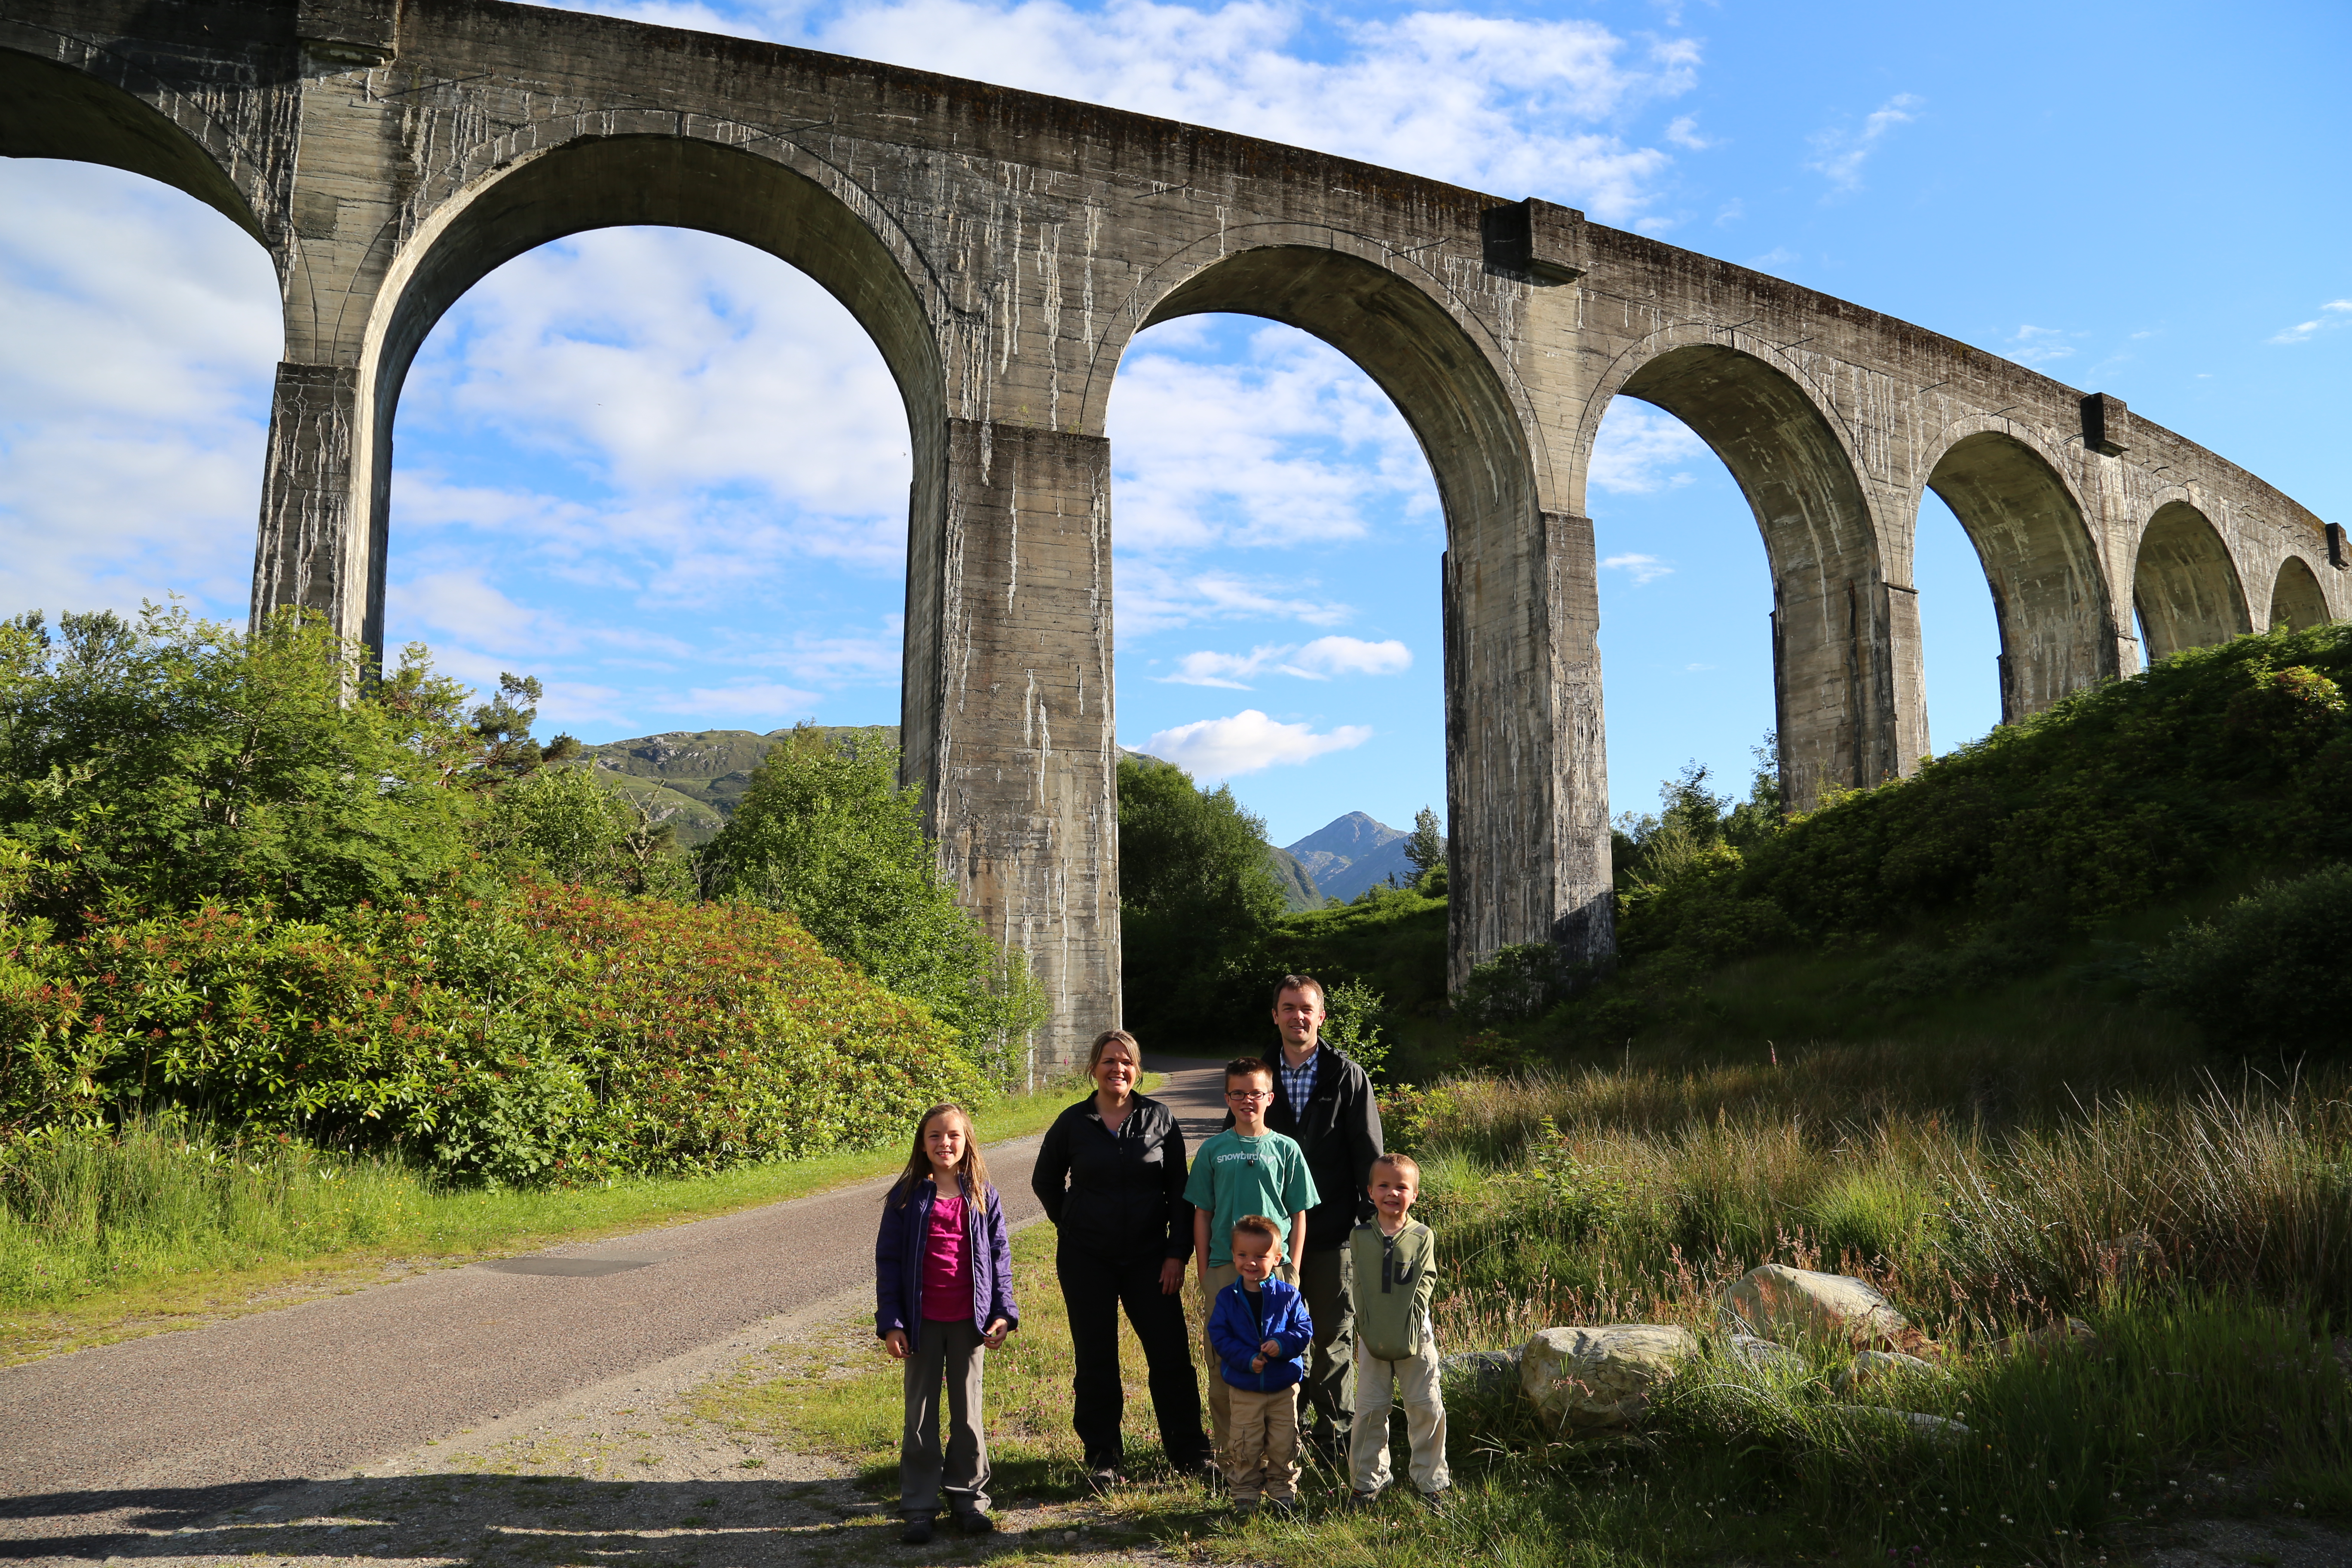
[{"left": 0, "top": 1075, "right": 1109, "bottom": 1324}]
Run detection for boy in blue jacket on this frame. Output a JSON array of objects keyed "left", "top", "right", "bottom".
[{"left": 1207, "top": 1214, "right": 1314, "bottom": 1513}]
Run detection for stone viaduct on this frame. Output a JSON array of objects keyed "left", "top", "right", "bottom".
[{"left": 5, "top": 0, "right": 2343, "bottom": 1070}]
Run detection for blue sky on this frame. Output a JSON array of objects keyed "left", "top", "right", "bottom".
[{"left": 3, "top": 0, "right": 2346, "bottom": 848}]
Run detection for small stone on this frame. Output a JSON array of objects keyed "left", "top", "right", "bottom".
[
  {"left": 1726, "top": 1334, "right": 1801, "bottom": 1372},
  {"left": 1441, "top": 1348, "right": 1521, "bottom": 1396},
  {"left": 1519, "top": 1325, "right": 1698, "bottom": 1431},
  {"left": 1834, "top": 1349, "right": 1940, "bottom": 1392},
  {"left": 1831, "top": 1405, "right": 1970, "bottom": 1445}
]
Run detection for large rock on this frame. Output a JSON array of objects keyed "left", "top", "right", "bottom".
[
  {"left": 1720, "top": 1265, "right": 1910, "bottom": 1349},
  {"left": 1520, "top": 1325, "right": 1699, "bottom": 1431},
  {"left": 1834, "top": 1349, "right": 1941, "bottom": 1393}
]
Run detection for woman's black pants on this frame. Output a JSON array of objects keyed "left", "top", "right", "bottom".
[{"left": 1055, "top": 1247, "right": 1209, "bottom": 1471}]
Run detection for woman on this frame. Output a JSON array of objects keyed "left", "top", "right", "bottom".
[{"left": 1030, "top": 1029, "right": 1213, "bottom": 1486}]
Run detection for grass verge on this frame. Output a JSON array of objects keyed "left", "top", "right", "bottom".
[{"left": 0, "top": 1074, "right": 1129, "bottom": 1367}]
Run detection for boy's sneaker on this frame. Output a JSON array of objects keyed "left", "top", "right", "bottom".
[
  {"left": 952, "top": 1510, "right": 995, "bottom": 1536},
  {"left": 1345, "top": 1489, "right": 1382, "bottom": 1510},
  {"left": 898, "top": 1517, "right": 934, "bottom": 1545},
  {"left": 1417, "top": 1488, "right": 1451, "bottom": 1515},
  {"left": 1229, "top": 1497, "right": 1260, "bottom": 1519}
]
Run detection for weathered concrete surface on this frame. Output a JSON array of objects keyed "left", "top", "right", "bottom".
[{"left": 3, "top": 0, "right": 2341, "bottom": 1062}]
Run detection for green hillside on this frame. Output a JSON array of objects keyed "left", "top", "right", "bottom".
[
  {"left": 574, "top": 726, "right": 900, "bottom": 846},
  {"left": 1261, "top": 843, "right": 1325, "bottom": 911}
]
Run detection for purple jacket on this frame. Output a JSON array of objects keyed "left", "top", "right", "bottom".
[{"left": 875, "top": 1174, "right": 1019, "bottom": 1351}]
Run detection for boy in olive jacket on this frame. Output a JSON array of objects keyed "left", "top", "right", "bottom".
[{"left": 1346, "top": 1153, "right": 1449, "bottom": 1503}]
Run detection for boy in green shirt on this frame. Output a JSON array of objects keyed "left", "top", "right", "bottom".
[
  {"left": 1185, "top": 1058, "right": 1317, "bottom": 1458},
  {"left": 1347, "top": 1152, "right": 1449, "bottom": 1506}
]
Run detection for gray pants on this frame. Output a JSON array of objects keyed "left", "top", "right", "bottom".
[
  {"left": 900, "top": 1317, "right": 989, "bottom": 1520},
  {"left": 1296, "top": 1246, "right": 1355, "bottom": 1436}
]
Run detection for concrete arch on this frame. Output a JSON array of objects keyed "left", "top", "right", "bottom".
[
  {"left": 0, "top": 44, "right": 267, "bottom": 243},
  {"left": 1920, "top": 426, "right": 2117, "bottom": 721},
  {"left": 2133, "top": 501, "right": 2251, "bottom": 661},
  {"left": 2269, "top": 554, "right": 2331, "bottom": 631},
  {"left": 347, "top": 131, "right": 944, "bottom": 662},
  {"left": 1582, "top": 337, "right": 1886, "bottom": 806}
]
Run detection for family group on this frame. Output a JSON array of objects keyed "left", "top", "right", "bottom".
[{"left": 870, "top": 974, "right": 1451, "bottom": 1544}]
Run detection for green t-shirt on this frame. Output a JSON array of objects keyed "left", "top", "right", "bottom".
[{"left": 1182, "top": 1127, "right": 1319, "bottom": 1267}]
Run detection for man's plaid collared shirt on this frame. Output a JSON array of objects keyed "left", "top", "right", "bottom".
[{"left": 1279, "top": 1046, "right": 1320, "bottom": 1118}]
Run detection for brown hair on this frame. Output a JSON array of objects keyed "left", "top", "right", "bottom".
[
  {"left": 1231, "top": 1213, "right": 1286, "bottom": 1253},
  {"left": 1273, "top": 974, "right": 1326, "bottom": 1007},
  {"left": 1369, "top": 1152, "right": 1421, "bottom": 1185},
  {"left": 889, "top": 1103, "right": 992, "bottom": 1208},
  {"left": 1087, "top": 1029, "right": 1142, "bottom": 1072},
  {"left": 1224, "top": 1057, "right": 1274, "bottom": 1088}
]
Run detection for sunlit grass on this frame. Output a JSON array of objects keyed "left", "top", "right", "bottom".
[{"left": 0, "top": 1073, "right": 1121, "bottom": 1364}]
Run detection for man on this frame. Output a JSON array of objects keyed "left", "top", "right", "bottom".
[{"left": 1232, "top": 973, "right": 1384, "bottom": 1460}]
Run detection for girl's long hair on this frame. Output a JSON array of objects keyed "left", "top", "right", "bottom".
[{"left": 889, "top": 1102, "right": 991, "bottom": 1208}]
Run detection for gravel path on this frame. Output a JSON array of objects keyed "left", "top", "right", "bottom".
[{"left": 0, "top": 1060, "right": 1228, "bottom": 1565}]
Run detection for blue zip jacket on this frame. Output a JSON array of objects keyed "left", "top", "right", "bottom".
[
  {"left": 1208, "top": 1275, "right": 1313, "bottom": 1392},
  {"left": 875, "top": 1174, "right": 1018, "bottom": 1351}
]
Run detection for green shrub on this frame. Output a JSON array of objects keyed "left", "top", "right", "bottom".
[
  {"left": 0, "top": 882, "right": 981, "bottom": 1186},
  {"left": 2144, "top": 862, "right": 2352, "bottom": 1054},
  {"left": 701, "top": 726, "right": 1044, "bottom": 1083}
]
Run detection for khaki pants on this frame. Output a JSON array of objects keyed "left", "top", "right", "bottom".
[
  {"left": 1199, "top": 1259, "right": 1295, "bottom": 1456},
  {"left": 1224, "top": 1384, "right": 1301, "bottom": 1503},
  {"left": 1348, "top": 1336, "right": 1449, "bottom": 1497}
]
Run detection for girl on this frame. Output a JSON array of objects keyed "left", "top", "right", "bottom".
[{"left": 875, "top": 1102, "right": 1017, "bottom": 1545}]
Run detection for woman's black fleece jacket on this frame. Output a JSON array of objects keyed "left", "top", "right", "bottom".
[{"left": 1030, "top": 1093, "right": 1194, "bottom": 1265}]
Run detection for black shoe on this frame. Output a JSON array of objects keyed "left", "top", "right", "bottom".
[
  {"left": 1084, "top": 1464, "right": 1123, "bottom": 1494},
  {"left": 899, "top": 1518, "right": 934, "bottom": 1545},
  {"left": 953, "top": 1510, "right": 995, "bottom": 1536}
]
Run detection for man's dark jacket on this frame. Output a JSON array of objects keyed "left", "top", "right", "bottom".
[{"left": 1235, "top": 1042, "right": 1383, "bottom": 1252}]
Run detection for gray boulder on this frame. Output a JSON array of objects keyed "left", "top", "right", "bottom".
[
  {"left": 1721, "top": 1264, "right": 1910, "bottom": 1349},
  {"left": 1520, "top": 1325, "right": 1698, "bottom": 1431}
]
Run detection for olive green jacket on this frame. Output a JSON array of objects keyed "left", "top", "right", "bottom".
[{"left": 1350, "top": 1218, "right": 1436, "bottom": 1362}]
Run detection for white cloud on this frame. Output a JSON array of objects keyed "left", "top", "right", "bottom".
[
  {"left": 2269, "top": 300, "right": 2352, "bottom": 344},
  {"left": 1715, "top": 198, "right": 1745, "bottom": 225},
  {"left": 672, "top": 681, "right": 824, "bottom": 718},
  {"left": 2008, "top": 323, "right": 2088, "bottom": 367},
  {"left": 1109, "top": 325, "right": 1436, "bottom": 551},
  {"left": 1157, "top": 634, "right": 1410, "bottom": 686},
  {"left": 0, "top": 161, "right": 279, "bottom": 625},
  {"left": 1806, "top": 93, "right": 1922, "bottom": 193},
  {"left": 781, "top": 0, "right": 1701, "bottom": 222},
  {"left": 1602, "top": 553, "right": 1674, "bottom": 585},
  {"left": 1666, "top": 115, "right": 1712, "bottom": 150},
  {"left": 1590, "top": 403, "right": 1710, "bottom": 494},
  {"left": 1117, "top": 562, "right": 1356, "bottom": 640},
  {"left": 1143, "top": 707, "right": 1372, "bottom": 778},
  {"left": 1746, "top": 246, "right": 1800, "bottom": 271}
]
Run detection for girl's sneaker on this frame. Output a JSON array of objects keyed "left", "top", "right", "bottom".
[{"left": 899, "top": 1517, "right": 934, "bottom": 1545}]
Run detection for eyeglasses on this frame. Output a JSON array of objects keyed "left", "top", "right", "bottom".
[{"left": 1225, "top": 1089, "right": 1271, "bottom": 1102}]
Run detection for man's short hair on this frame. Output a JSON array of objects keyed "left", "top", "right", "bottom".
[
  {"left": 1231, "top": 1213, "right": 1286, "bottom": 1253},
  {"left": 1273, "top": 974, "right": 1326, "bottom": 1007},
  {"left": 1370, "top": 1152, "right": 1421, "bottom": 1186},
  {"left": 1224, "top": 1057, "right": 1274, "bottom": 1087}
]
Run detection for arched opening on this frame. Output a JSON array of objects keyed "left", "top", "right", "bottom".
[
  {"left": 1121, "top": 243, "right": 1576, "bottom": 981},
  {"left": 2268, "top": 554, "right": 2331, "bottom": 631},
  {"left": 1922, "top": 431, "right": 2114, "bottom": 726},
  {"left": 384, "top": 224, "right": 913, "bottom": 826},
  {"left": 2133, "top": 502, "right": 2250, "bottom": 661},
  {"left": 0, "top": 155, "right": 278, "bottom": 624},
  {"left": 1583, "top": 398, "right": 1776, "bottom": 819},
  {"left": 359, "top": 134, "right": 943, "bottom": 674},
  {"left": 1603, "top": 344, "right": 1885, "bottom": 808},
  {"left": 1911, "top": 490, "right": 2004, "bottom": 750}
]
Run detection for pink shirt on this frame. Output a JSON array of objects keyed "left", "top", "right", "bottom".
[{"left": 919, "top": 1191, "right": 970, "bottom": 1320}]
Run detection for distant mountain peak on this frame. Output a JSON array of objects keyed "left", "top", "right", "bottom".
[{"left": 1285, "top": 811, "right": 1404, "bottom": 859}]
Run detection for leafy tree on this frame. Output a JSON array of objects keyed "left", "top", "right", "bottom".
[
  {"left": 1404, "top": 805, "right": 1446, "bottom": 888},
  {"left": 0, "top": 604, "right": 490, "bottom": 927},
  {"left": 1116, "top": 755, "right": 1286, "bottom": 1050},
  {"left": 699, "top": 726, "right": 1043, "bottom": 1084},
  {"left": 478, "top": 763, "right": 694, "bottom": 900}
]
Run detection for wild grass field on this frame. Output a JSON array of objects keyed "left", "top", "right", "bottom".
[{"left": 689, "top": 1035, "right": 2351, "bottom": 1568}]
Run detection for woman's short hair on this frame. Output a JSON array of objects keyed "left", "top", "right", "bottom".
[{"left": 1087, "top": 1028, "right": 1141, "bottom": 1072}]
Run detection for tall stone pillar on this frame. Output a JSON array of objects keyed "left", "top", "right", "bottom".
[
  {"left": 1442, "top": 508, "right": 1614, "bottom": 993},
  {"left": 902, "top": 418, "right": 1119, "bottom": 1080},
  {"left": 253, "top": 361, "right": 370, "bottom": 646}
]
